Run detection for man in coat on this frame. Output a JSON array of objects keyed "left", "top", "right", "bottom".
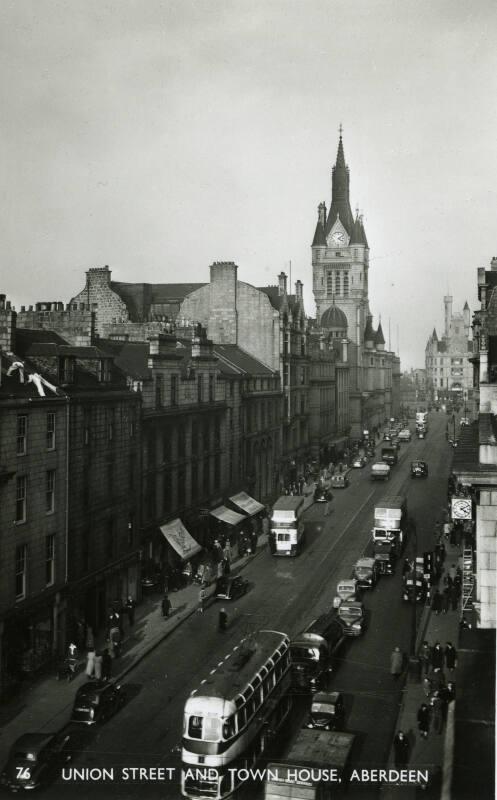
[{"left": 393, "top": 731, "right": 409, "bottom": 768}]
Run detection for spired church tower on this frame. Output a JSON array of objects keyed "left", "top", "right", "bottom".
[{"left": 311, "top": 129, "right": 370, "bottom": 350}]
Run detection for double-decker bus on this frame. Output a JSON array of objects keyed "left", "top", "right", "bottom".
[{"left": 181, "top": 630, "right": 292, "bottom": 799}]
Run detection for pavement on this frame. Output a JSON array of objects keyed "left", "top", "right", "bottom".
[
  {"left": 380, "top": 541, "right": 463, "bottom": 799},
  {"left": 0, "top": 536, "right": 267, "bottom": 766}
]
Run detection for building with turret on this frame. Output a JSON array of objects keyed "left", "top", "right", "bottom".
[
  {"left": 425, "top": 295, "right": 473, "bottom": 406},
  {"left": 311, "top": 131, "right": 400, "bottom": 436}
]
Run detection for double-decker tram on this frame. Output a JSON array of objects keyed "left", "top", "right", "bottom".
[{"left": 181, "top": 630, "right": 292, "bottom": 799}]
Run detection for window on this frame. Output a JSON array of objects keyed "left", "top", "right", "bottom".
[
  {"left": 45, "top": 534, "right": 55, "bottom": 586},
  {"left": 17, "top": 415, "right": 27, "bottom": 455},
  {"left": 163, "top": 471, "right": 172, "bottom": 513},
  {"left": 162, "top": 429, "right": 171, "bottom": 462},
  {"left": 335, "top": 271, "right": 341, "bottom": 295},
  {"left": 214, "top": 454, "right": 221, "bottom": 489},
  {"left": 98, "top": 359, "right": 111, "bottom": 383},
  {"left": 108, "top": 408, "right": 115, "bottom": 442},
  {"left": 203, "top": 457, "right": 210, "bottom": 495},
  {"left": 83, "top": 408, "right": 91, "bottom": 446},
  {"left": 178, "top": 424, "right": 186, "bottom": 458},
  {"left": 214, "top": 419, "right": 221, "bottom": 447},
  {"left": 177, "top": 468, "right": 186, "bottom": 508},
  {"left": 15, "top": 545, "right": 27, "bottom": 599},
  {"left": 191, "top": 423, "right": 199, "bottom": 456},
  {"left": 59, "top": 356, "right": 75, "bottom": 383},
  {"left": 343, "top": 272, "right": 349, "bottom": 297},
  {"left": 16, "top": 476, "right": 27, "bottom": 523},
  {"left": 203, "top": 421, "right": 210, "bottom": 451},
  {"left": 191, "top": 461, "right": 198, "bottom": 502},
  {"left": 171, "top": 375, "right": 178, "bottom": 406},
  {"left": 46, "top": 469, "right": 56, "bottom": 514},
  {"left": 209, "top": 375, "right": 215, "bottom": 402},
  {"left": 197, "top": 374, "right": 203, "bottom": 402},
  {"left": 46, "top": 412, "right": 56, "bottom": 450},
  {"left": 155, "top": 375, "right": 163, "bottom": 408},
  {"left": 129, "top": 407, "right": 136, "bottom": 438},
  {"left": 326, "top": 271, "right": 333, "bottom": 296}
]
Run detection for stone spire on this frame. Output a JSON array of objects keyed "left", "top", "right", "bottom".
[{"left": 325, "top": 127, "right": 356, "bottom": 238}]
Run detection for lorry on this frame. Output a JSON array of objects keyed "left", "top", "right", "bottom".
[
  {"left": 270, "top": 496, "right": 306, "bottom": 556},
  {"left": 371, "top": 495, "right": 408, "bottom": 551},
  {"left": 381, "top": 446, "right": 398, "bottom": 466},
  {"left": 290, "top": 612, "right": 345, "bottom": 692},
  {"left": 264, "top": 729, "right": 355, "bottom": 800},
  {"left": 370, "top": 462, "right": 390, "bottom": 481},
  {"left": 416, "top": 411, "right": 428, "bottom": 426}
]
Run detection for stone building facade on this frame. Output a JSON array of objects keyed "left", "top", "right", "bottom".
[
  {"left": 0, "top": 295, "right": 141, "bottom": 692},
  {"left": 425, "top": 295, "right": 473, "bottom": 406},
  {"left": 311, "top": 132, "right": 400, "bottom": 436}
]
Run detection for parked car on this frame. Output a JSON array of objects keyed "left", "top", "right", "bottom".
[
  {"left": 215, "top": 575, "right": 249, "bottom": 601},
  {"left": 337, "top": 601, "right": 366, "bottom": 637},
  {"left": 353, "top": 557, "right": 380, "bottom": 588},
  {"left": 305, "top": 691, "right": 345, "bottom": 731},
  {"left": 352, "top": 455, "right": 367, "bottom": 468},
  {"left": 70, "top": 680, "right": 125, "bottom": 725},
  {"left": 0, "top": 732, "right": 71, "bottom": 792},
  {"left": 411, "top": 460, "right": 428, "bottom": 478},
  {"left": 331, "top": 474, "right": 349, "bottom": 489},
  {"left": 314, "top": 485, "right": 333, "bottom": 503}
]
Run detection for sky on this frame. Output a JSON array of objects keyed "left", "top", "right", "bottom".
[{"left": 1, "top": 0, "right": 496, "bottom": 368}]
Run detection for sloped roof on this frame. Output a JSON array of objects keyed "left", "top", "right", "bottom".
[
  {"left": 98, "top": 339, "right": 151, "bottom": 380},
  {"left": 364, "top": 315, "right": 375, "bottom": 343},
  {"left": 312, "top": 221, "right": 327, "bottom": 246},
  {"left": 111, "top": 281, "right": 205, "bottom": 321},
  {"left": 375, "top": 321, "right": 385, "bottom": 345},
  {"left": 213, "top": 344, "right": 275, "bottom": 376}
]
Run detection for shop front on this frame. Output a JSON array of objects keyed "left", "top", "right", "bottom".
[
  {"left": 209, "top": 505, "right": 247, "bottom": 561},
  {"left": 160, "top": 518, "right": 203, "bottom": 587}
]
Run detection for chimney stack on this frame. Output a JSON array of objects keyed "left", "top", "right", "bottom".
[
  {"left": 278, "top": 272, "right": 287, "bottom": 296},
  {"left": 295, "top": 280, "right": 303, "bottom": 301}
]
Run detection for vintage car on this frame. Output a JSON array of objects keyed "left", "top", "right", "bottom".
[
  {"left": 398, "top": 429, "right": 411, "bottom": 442},
  {"left": 313, "top": 485, "right": 333, "bottom": 503},
  {"left": 337, "top": 601, "right": 366, "bottom": 637},
  {"left": 330, "top": 474, "right": 349, "bottom": 489},
  {"left": 416, "top": 429, "right": 426, "bottom": 439},
  {"left": 70, "top": 680, "right": 125, "bottom": 725},
  {"left": 215, "top": 575, "right": 249, "bottom": 601},
  {"left": 0, "top": 732, "right": 71, "bottom": 792},
  {"left": 305, "top": 691, "right": 345, "bottom": 731},
  {"left": 335, "top": 578, "right": 360, "bottom": 603},
  {"left": 353, "top": 557, "right": 380, "bottom": 588},
  {"left": 402, "top": 570, "right": 428, "bottom": 603},
  {"left": 411, "top": 460, "right": 429, "bottom": 478},
  {"left": 352, "top": 455, "right": 367, "bottom": 468},
  {"left": 372, "top": 540, "right": 397, "bottom": 574}
]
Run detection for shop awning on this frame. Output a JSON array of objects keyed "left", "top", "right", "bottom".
[
  {"left": 210, "top": 506, "right": 246, "bottom": 526},
  {"left": 229, "top": 492, "right": 265, "bottom": 516},
  {"left": 160, "top": 519, "right": 202, "bottom": 561}
]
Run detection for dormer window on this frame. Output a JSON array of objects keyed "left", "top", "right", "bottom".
[
  {"left": 98, "top": 359, "right": 111, "bottom": 383},
  {"left": 59, "top": 356, "right": 75, "bottom": 384}
]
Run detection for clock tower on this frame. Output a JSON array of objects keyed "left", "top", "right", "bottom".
[{"left": 312, "top": 130, "right": 370, "bottom": 348}]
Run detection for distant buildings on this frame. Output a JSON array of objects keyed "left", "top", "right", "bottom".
[
  {"left": 425, "top": 295, "right": 473, "bottom": 406},
  {"left": 453, "top": 256, "right": 497, "bottom": 630}
]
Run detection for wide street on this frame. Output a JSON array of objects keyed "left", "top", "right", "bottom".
[{"left": 42, "top": 412, "right": 453, "bottom": 800}]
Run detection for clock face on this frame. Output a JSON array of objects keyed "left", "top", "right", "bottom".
[{"left": 331, "top": 230, "right": 345, "bottom": 245}]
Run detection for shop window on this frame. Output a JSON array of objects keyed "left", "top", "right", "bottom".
[
  {"left": 45, "top": 534, "right": 55, "bottom": 586},
  {"left": 17, "top": 415, "right": 27, "bottom": 456},
  {"left": 46, "top": 412, "right": 56, "bottom": 450}
]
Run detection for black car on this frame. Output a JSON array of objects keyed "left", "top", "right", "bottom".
[
  {"left": 215, "top": 575, "right": 249, "bottom": 601},
  {"left": 314, "top": 485, "right": 333, "bottom": 503},
  {"left": 306, "top": 691, "right": 345, "bottom": 731},
  {"left": 411, "top": 460, "right": 428, "bottom": 478},
  {"left": 70, "top": 680, "right": 125, "bottom": 725},
  {"left": 0, "top": 732, "right": 71, "bottom": 791}
]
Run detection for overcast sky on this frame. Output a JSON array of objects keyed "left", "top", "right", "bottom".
[{"left": 1, "top": 0, "right": 496, "bottom": 368}]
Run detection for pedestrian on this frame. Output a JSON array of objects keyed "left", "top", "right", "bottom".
[
  {"left": 85, "top": 626, "right": 95, "bottom": 650},
  {"left": 417, "top": 703, "right": 430, "bottom": 738},
  {"left": 431, "top": 642, "right": 444, "bottom": 671},
  {"left": 448, "top": 563, "right": 457, "bottom": 582},
  {"left": 445, "top": 642, "right": 457, "bottom": 672},
  {"left": 430, "top": 692, "right": 444, "bottom": 734},
  {"left": 125, "top": 596, "right": 136, "bottom": 626},
  {"left": 102, "top": 649, "right": 112, "bottom": 681},
  {"left": 218, "top": 607, "right": 228, "bottom": 632},
  {"left": 161, "top": 593, "right": 171, "bottom": 618},
  {"left": 250, "top": 531, "right": 258, "bottom": 554},
  {"left": 109, "top": 626, "right": 121, "bottom": 658},
  {"left": 94, "top": 651, "right": 103, "bottom": 680},
  {"left": 422, "top": 675, "right": 432, "bottom": 698},
  {"left": 431, "top": 589, "right": 443, "bottom": 615},
  {"left": 442, "top": 586, "right": 450, "bottom": 614},
  {"left": 262, "top": 516, "right": 270, "bottom": 537},
  {"left": 402, "top": 559, "right": 412, "bottom": 577},
  {"left": 419, "top": 641, "right": 431, "bottom": 677},
  {"left": 390, "top": 646, "right": 404, "bottom": 679},
  {"left": 431, "top": 668, "right": 446, "bottom": 694},
  {"left": 445, "top": 681, "right": 456, "bottom": 703},
  {"left": 393, "top": 731, "right": 409, "bottom": 768},
  {"left": 198, "top": 585, "right": 206, "bottom": 613},
  {"left": 324, "top": 498, "right": 331, "bottom": 516},
  {"left": 449, "top": 582, "right": 459, "bottom": 611},
  {"left": 85, "top": 648, "right": 96, "bottom": 678},
  {"left": 435, "top": 541, "right": 446, "bottom": 564}
]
